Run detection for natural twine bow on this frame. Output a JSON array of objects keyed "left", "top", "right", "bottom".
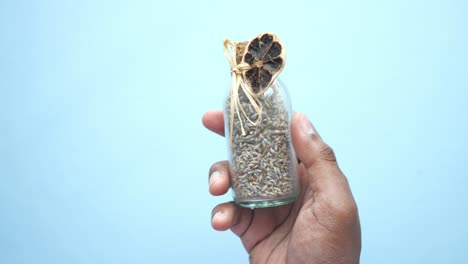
[{"left": 223, "top": 39, "right": 263, "bottom": 148}]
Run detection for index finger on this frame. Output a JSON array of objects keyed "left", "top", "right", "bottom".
[{"left": 202, "top": 110, "right": 225, "bottom": 137}]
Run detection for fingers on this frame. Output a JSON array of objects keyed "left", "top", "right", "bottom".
[
  {"left": 209, "top": 161, "right": 255, "bottom": 236},
  {"left": 290, "top": 113, "right": 349, "bottom": 193},
  {"left": 211, "top": 202, "right": 253, "bottom": 233},
  {"left": 211, "top": 202, "right": 238, "bottom": 231},
  {"left": 202, "top": 110, "right": 225, "bottom": 136},
  {"left": 209, "top": 161, "right": 230, "bottom": 196}
]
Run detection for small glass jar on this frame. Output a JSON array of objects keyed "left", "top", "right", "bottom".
[{"left": 224, "top": 79, "right": 300, "bottom": 208}]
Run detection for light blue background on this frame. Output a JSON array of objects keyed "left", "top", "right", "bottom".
[{"left": 1, "top": 0, "right": 467, "bottom": 263}]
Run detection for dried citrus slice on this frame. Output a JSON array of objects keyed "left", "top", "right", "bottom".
[{"left": 242, "top": 33, "right": 285, "bottom": 95}]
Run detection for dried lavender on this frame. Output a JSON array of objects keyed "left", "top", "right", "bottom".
[{"left": 226, "top": 85, "right": 297, "bottom": 201}]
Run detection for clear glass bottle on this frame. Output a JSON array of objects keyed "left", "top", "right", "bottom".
[{"left": 224, "top": 79, "right": 300, "bottom": 208}]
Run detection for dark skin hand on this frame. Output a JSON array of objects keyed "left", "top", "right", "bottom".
[{"left": 203, "top": 110, "right": 361, "bottom": 264}]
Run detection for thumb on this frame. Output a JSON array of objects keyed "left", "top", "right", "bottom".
[
  {"left": 290, "top": 112, "right": 337, "bottom": 167},
  {"left": 290, "top": 113, "right": 347, "bottom": 193}
]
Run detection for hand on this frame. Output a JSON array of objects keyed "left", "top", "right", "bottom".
[{"left": 203, "top": 110, "right": 361, "bottom": 263}]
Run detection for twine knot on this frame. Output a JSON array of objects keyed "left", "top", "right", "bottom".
[{"left": 231, "top": 63, "right": 251, "bottom": 75}]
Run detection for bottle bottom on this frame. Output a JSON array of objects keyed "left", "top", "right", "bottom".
[{"left": 234, "top": 194, "right": 298, "bottom": 209}]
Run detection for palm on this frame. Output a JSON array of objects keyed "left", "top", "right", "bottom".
[{"left": 204, "top": 110, "right": 361, "bottom": 263}]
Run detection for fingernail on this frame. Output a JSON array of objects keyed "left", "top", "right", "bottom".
[
  {"left": 212, "top": 210, "right": 224, "bottom": 223},
  {"left": 300, "top": 113, "right": 316, "bottom": 136},
  {"left": 209, "top": 171, "right": 222, "bottom": 186}
]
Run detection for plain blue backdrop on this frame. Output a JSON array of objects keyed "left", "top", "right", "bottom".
[{"left": 1, "top": 0, "right": 467, "bottom": 263}]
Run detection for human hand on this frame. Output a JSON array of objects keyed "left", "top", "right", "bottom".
[{"left": 203, "top": 110, "right": 361, "bottom": 264}]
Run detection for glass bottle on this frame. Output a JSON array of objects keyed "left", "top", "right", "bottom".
[{"left": 224, "top": 79, "right": 300, "bottom": 208}]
